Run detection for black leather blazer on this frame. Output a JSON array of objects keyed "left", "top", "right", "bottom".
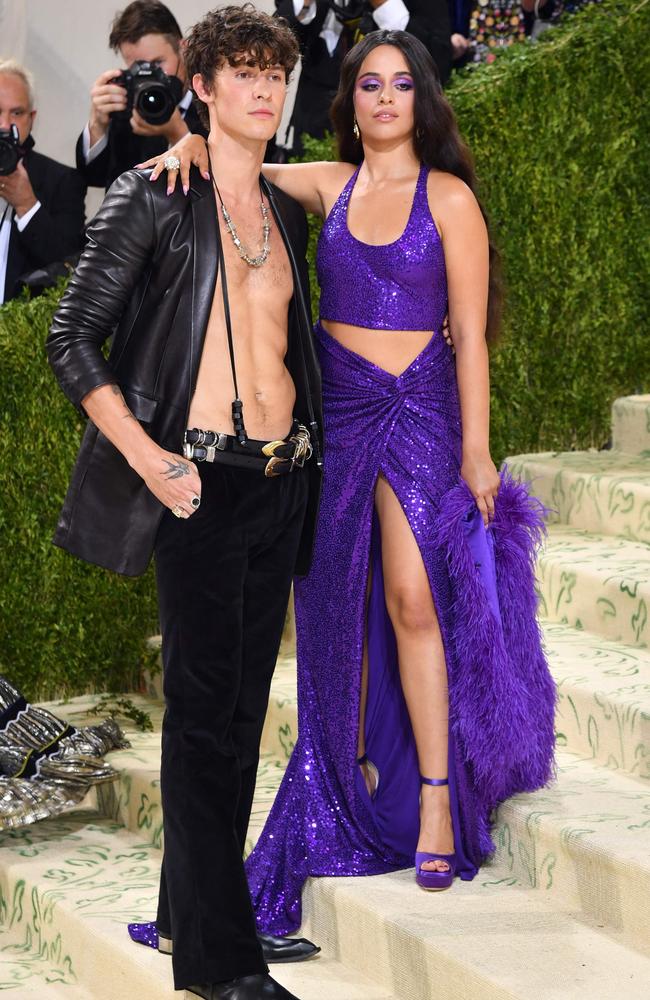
[{"left": 47, "top": 167, "right": 323, "bottom": 577}]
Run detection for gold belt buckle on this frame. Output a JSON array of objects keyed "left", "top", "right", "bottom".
[
  {"left": 262, "top": 438, "right": 288, "bottom": 477},
  {"left": 264, "top": 455, "right": 286, "bottom": 478},
  {"left": 262, "top": 439, "right": 286, "bottom": 458},
  {"left": 262, "top": 425, "right": 311, "bottom": 477}
]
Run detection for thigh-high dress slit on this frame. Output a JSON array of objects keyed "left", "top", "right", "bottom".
[{"left": 245, "top": 322, "right": 556, "bottom": 934}]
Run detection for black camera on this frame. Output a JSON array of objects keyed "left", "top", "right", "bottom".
[
  {"left": 111, "top": 60, "right": 183, "bottom": 126},
  {"left": 0, "top": 124, "right": 24, "bottom": 176}
]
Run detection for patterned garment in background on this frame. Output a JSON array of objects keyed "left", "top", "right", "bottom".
[
  {"left": 469, "top": 0, "right": 526, "bottom": 63},
  {"left": 0, "top": 676, "right": 129, "bottom": 830},
  {"left": 468, "top": 0, "right": 602, "bottom": 64}
]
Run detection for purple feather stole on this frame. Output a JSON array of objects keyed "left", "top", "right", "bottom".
[{"left": 435, "top": 468, "right": 557, "bottom": 853}]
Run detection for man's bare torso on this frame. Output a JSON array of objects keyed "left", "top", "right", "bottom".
[{"left": 188, "top": 191, "right": 296, "bottom": 441}]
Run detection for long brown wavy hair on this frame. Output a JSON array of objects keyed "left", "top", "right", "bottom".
[{"left": 330, "top": 30, "right": 502, "bottom": 344}]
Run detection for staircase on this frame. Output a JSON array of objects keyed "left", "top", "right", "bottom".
[{"left": 0, "top": 395, "right": 648, "bottom": 999}]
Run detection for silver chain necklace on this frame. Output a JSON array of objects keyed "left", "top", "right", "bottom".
[{"left": 213, "top": 178, "right": 271, "bottom": 268}]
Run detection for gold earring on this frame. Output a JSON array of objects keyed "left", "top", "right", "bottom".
[{"left": 353, "top": 117, "right": 360, "bottom": 140}]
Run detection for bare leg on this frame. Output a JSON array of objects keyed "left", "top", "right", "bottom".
[
  {"left": 357, "top": 571, "right": 378, "bottom": 797},
  {"left": 374, "top": 476, "right": 454, "bottom": 872}
]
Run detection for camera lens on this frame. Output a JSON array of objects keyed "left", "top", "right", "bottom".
[
  {"left": 135, "top": 82, "right": 174, "bottom": 125},
  {"left": 0, "top": 140, "right": 19, "bottom": 177}
]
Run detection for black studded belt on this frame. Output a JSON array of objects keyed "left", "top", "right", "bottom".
[{"left": 182, "top": 421, "right": 312, "bottom": 477}]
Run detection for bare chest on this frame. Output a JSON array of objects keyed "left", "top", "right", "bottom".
[{"left": 217, "top": 207, "right": 293, "bottom": 305}]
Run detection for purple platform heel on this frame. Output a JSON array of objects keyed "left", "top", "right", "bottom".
[{"left": 415, "top": 776, "right": 456, "bottom": 891}]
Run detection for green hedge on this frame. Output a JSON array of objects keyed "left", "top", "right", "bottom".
[
  {"left": 300, "top": 0, "right": 650, "bottom": 460},
  {"left": 0, "top": 287, "right": 158, "bottom": 699}
]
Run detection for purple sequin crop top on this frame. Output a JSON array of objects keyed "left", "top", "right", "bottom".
[{"left": 316, "top": 163, "right": 447, "bottom": 332}]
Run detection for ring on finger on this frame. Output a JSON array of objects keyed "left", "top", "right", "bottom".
[
  {"left": 190, "top": 495, "right": 201, "bottom": 509},
  {"left": 164, "top": 155, "right": 181, "bottom": 171},
  {"left": 171, "top": 504, "right": 184, "bottom": 518}
]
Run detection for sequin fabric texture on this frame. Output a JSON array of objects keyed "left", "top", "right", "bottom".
[{"left": 316, "top": 163, "right": 447, "bottom": 332}]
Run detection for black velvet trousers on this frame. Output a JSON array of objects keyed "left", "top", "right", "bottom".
[{"left": 153, "top": 460, "right": 308, "bottom": 989}]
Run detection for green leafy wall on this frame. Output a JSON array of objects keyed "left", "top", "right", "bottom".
[
  {"left": 0, "top": 288, "right": 158, "bottom": 699},
  {"left": 300, "top": 0, "right": 649, "bottom": 460}
]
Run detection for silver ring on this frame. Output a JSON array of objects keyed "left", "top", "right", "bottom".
[
  {"left": 164, "top": 155, "right": 181, "bottom": 171},
  {"left": 171, "top": 504, "right": 184, "bottom": 518},
  {"left": 190, "top": 495, "right": 201, "bottom": 509}
]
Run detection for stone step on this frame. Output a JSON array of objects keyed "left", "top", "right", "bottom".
[
  {"left": 0, "top": 812, "right": 398, "bottom": 1000},
  {"left": 612, "top": 394, "right": 650, "bottom": 456},
  {"left": 492, "top": 749, "right": 650, "bottom": 959},
  {"left": 78, "top": 715, "right": 650, "bottom": 961},
  {"left": 29, "top": 674, "right": 650, "bottom": 995},
  {"left": 505, "top": 449, "right": 650, "bottom": 543},
  {"left": 49, "top": 628, "right": 650, "bottom": 958},
  {"left": 299, "top": 861, "right": 650, "bottom": 1000},
  {"left": 537, "top": 526, "right": 650, "bottom": 648},
  {"left": 543, "top": 622, "right": 650, "bottom": 781},
  {"left": 2, "top": 800, "right": 649, "bottom": 1000}
]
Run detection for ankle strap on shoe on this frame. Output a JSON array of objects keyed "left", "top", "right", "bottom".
[
  {"left": 357, "top": 753, "right": 368, "bottom": 765},
  {"left": 420, "top": 775, "right": 449, "bottom": 786}
]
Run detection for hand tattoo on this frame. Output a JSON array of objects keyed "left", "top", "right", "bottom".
[{"left": 162, "top": 458, "right": 191, "bottom": 480}]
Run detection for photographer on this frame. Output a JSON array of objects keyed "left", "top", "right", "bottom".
[
  {"left": 76, "top": 0, "right": 207, "bottom": 190},
  {"left": 276, "top": 0, "right": 452, "bottom": 153},
  {"left": 0, "top": 60, "right": 85, "bottom": 305}
]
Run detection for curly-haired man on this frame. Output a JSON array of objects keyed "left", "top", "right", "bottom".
[{"left": 48, "top": 7, "right": 323, "bottom": 999}]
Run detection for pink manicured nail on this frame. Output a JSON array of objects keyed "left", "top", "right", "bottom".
[
  {"left": 202, "top": 170, "right": 210, "bottom": 179},
  {"left": 167, "top": 186, "right": 173, "bottom": 196},
  {"left": 183, "top": 185, "right": 188, "bottom": 196}
]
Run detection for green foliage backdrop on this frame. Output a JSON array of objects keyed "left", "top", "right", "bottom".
[
  {"left": 300, "top": 0, "right": 649, "bottom": 460},
  {"left": 0, "top": 1, "right": 647, "bottom": 697},
  {"left": 0, "top": 288, "right": 159, "bottom": 699}
]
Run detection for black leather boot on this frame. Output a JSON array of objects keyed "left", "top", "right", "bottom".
[
  {"left": 186, "top": 974, "right": 302, "bottom": 999},
  {"left": 157, "top": 930, "right": 320, "bottom": 964}
]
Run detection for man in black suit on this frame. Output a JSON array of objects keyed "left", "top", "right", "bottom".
[
  {"left": 76, "top": 0, "right": 207, "bottom": 191},
  {"left": 48, "top": 7, "right": 322, "bottom": 1000},
  {"left": 0, "top": 61, "right": 85, "bottom": 304},
  {"left": 275, "top": 0, "right": 451, "bottom": 154}
]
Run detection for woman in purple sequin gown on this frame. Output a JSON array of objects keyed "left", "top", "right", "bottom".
[
  {"left": 143, "top": 29, "right": 556, "bottom": 938},
  {"left": 243, "top": 31, "right": 555, "bottom": 933}
]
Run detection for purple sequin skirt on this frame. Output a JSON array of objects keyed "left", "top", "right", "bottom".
[{"left": 245, "top": 324, "right": 556, "bottom": 933}]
